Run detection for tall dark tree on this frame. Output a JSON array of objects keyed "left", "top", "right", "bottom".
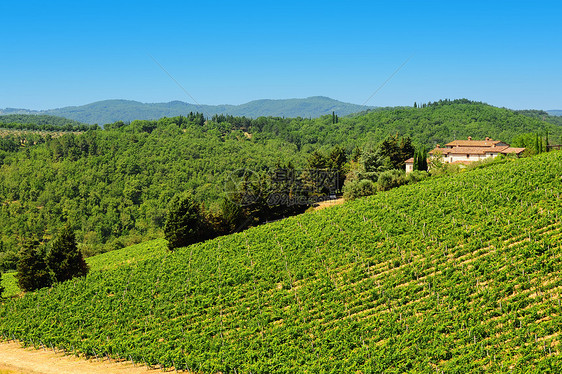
[
  {"left": 351, "top": 147, "right": 362, "bottom": 163},
  {"left": 0, "top": 272, "right": 4, "bottom": 297},
  {"left": 414, "top": 146, "right": 428, "bottom": 171},
  {"left": 46, "top": 227, "right": 89, "bottom": 283},
  {"left": 378, "top": 134, "right": 415, "bottom": 170},
  {"left": 305, "top": 149, "right": 343, "bottom": 195},
  {"left": 535, "top": 133, "right": 541, "bottom": 154},
  {"left": 16, "top": 239, "right": 52, "bottom": 292},
  {"left": 164, "top": 194, "right": 204, "bottom": 251},
  {"left": 219, "top": 197, "right": 247, "bottom": 234},
  {"left": 307, "top": 150, "right": 328, "bottom": 169},
  {"left": 328, "top": 145, "right": 348, "bottom": 192}
]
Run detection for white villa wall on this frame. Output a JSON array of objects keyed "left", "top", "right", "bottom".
[
  {"left": 445, "top": 153, "right": 498, "bottom": 163},
  {"left": 406, "top": 163, "right": 414, "bottom": 173}
]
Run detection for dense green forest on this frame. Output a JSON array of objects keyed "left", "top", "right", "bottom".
[
  {"left": 0, "top": 119, "right": 305, "bottom": 266},
  {"left": 515, "top": 109, "right": 562, "bottom": 129},
  {"left": 0, "top": 114, "right": 92, "bottom": 131},
  {"left": 1, "top": 100, "right": 560, "bottom": 269},
  {"left": 1, "top": 151, "right": 560, "bottom": 372}
]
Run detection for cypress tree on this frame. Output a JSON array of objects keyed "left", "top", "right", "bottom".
[
  {"left": 16, "top": 239, "right": 52, "bottom": 292},
  {"left": 46, "top": 226, "right": 89, "bottom": 283},
  {"left": 535, "top": 133, "right": 541, "bottom": 154},
  {"left": 419, "top": 146, "right": 427, "bottom": 171},
  {"left": 413, "top": 147, "right": 428, "bottom": 171}
]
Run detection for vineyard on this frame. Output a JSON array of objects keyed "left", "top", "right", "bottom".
[{"left": 1, "top": 151, "right": 561, "bottom": 372}]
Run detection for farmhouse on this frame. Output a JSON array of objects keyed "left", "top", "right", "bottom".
[{"left": 405, "top": 137, "right": 526, "bottom": 172}]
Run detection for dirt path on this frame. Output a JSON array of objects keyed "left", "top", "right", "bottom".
[
  {"left": 0, "top": 341, "right": 154, "bottom": 374},
  {"left": 312, "top": 197, "right": 345, "bottom": 211}
]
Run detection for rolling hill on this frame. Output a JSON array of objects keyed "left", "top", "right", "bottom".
[
  {"left": 0, "top": 96, "right": 372, "bottom": 124},
  {"left": 1, "top": 151, "right": 561, "bottom": 372}
]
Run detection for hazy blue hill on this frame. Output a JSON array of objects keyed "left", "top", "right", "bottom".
[
  {"left": 43, "top": 99, "right": 204, "bottom": 125},
  {"left": 547, "top": 110, "right": 562, "bottom": 116},
  {"left": 1, "top": 97, "right": 372, "bottom": 124},
  {"left": 229, "top": 96, "right": 369, "bottom": 118}
]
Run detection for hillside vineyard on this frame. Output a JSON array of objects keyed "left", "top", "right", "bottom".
[{"left": 1, "top": 151, "right": 561, "bottom": 372}]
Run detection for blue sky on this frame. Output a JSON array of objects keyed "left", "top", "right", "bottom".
[{"left": 1, "top": 0, "right": 561, "bottom": 110}]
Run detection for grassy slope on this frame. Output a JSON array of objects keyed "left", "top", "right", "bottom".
[{"left": 1, "top": 152, "right": 561, "bottom": 373}]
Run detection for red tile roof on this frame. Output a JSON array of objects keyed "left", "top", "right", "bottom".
[
  {"left": 445, "top": 139, "right": 508, "bottom": 148},
  {"left": 501, "top": 147, "right": 526, "bottom": 154},
  {"left": 430, "top": 146, "right": 510, "bottom": 155}
]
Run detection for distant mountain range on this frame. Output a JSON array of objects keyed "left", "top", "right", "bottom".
[
  {"left": 547, "top": 110, "right": 562, "bottom": 116},
  {"left": 0, "top": 97, "right": 373, "bottom": 124}
]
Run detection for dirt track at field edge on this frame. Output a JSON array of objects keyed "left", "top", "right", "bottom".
[{"left": 0, "top": 341, "right": 155, "bottom": 374}]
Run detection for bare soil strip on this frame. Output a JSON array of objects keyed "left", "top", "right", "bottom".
[
  {"left": 0, "top": 341, "right": 152, "bottom": 374},
  {"left": 313, "top": 198, "right": 345, "bottom": 211}
]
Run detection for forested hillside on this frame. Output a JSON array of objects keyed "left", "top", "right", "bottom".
[
  {"left": 343, "top": 100, "right": 562, "bottom": 147},
  {"left": 219, "top": 100, "right": 562, "bottom": 151},
  {"left": 0, "top": 119, "right": 305, "bottom": 263},
  {"left": 0, "top": 114, "right": 91, "bottom": 131},
  {"left": 1, "top": 151, "right": 560, "bottom": 372},
  {"left": 516, "top": 109, "right": 562, "bottom": 128},
  {"left": 1, "top": 100, "right": 560, "bottom": 267}
]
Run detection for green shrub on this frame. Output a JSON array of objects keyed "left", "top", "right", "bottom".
[
  {"left": 343, "top": 179, "right": 377, "bottom": 200},
  {"left": 377, "top": 169, "right": 406, "bottom": 191},
  {"left": 405, "top": 170, "right": 429, "bottom": 184}
]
